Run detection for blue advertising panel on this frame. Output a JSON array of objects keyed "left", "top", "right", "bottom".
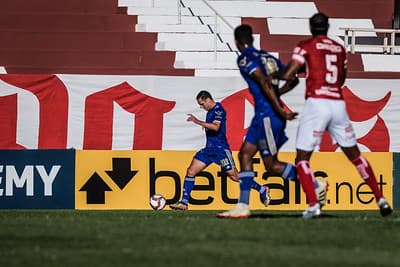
[
  {"left": 0, "top": 149, "right": 75, "bottom": 209},
  {"left": 393, "top": 153, "right": 400, "bottom": 209}
]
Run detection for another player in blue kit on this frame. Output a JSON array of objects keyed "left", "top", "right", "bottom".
[
  {"left": 217, "top": 24, "right": 325, "bottom": 218},
  {"left": 170, "top": 90, "right": 270, "bottom": 211}
]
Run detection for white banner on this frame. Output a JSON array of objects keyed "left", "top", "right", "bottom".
[{"left": 0, "top": 74, "right": 399, "bottom": 151}]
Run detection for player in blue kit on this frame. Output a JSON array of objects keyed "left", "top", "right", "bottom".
[
  {"left": 170, "top": 90, "right": 270, "bottom": 211},
  {"left": 217, "top": 24, "right": 327, "bottom": 218}
]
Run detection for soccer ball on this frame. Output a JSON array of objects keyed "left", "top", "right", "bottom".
[{"left": 149, "top": 194, "right": 166, "bottom": 210}]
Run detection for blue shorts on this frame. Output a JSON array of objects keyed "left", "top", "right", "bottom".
[
  {"left": 245, "top": 115, "right": 288, "bottom": 157},
  {"left": 194, "top": 147, "right": 235, "bottom": 172}
]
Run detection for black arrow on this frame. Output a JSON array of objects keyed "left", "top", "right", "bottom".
[
  {"left": 105, "top": 158, "right": 138, "bottom": 190},
  {"left": 79, "top": 172, "right": 112, "bottom": 204}
]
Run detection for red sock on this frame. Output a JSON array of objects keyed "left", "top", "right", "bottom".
[
  {"left": 351, "top": 154, "right": 383, "bottom": 201},
  {"left": 296, "top": 160, "right": 318, "bottom": 206}
]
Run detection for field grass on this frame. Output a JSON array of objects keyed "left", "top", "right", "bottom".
[{"left": 1, "top": 209, "right": 399, "bottom": 267}]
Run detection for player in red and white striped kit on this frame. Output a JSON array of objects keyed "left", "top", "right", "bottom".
[{"left": 280, "top": 12, "right": 392, "bottom": 218}]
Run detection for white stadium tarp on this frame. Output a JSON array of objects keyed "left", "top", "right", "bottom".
[{"left": 0, "top": 74, "right": 399, "bottom": 152}]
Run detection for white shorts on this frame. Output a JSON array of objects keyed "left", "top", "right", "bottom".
[{"left": 296, "top": 98, "right": 357, "bottom": 151}]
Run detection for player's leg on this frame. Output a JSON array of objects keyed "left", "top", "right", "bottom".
[
  {"left": 225, "top": 167, "right": 239, "bottom": 182},
  {"left": 220, "top": 149, "right": 268, "bottom": 204},
  {"left": 341, "top": 145, "right": 381, "bottom": 199},
  {"left": 255, "top": 115, "right": 298, "bottom": 205},
  {"left": 225, "top": 166, "right": 270, "bottom": 206},
  {"left": 170, "top": 154, "right": 208, "bottom": 211},
  {"left": 218, "top": 149, "right": 239, "bottom": 182},
  {"left": 296, "top": 99, "right": 331, "bottom": 218},
  {"left": 233, "top": 115, "right": 293, "bottom": 209},
  {"left": 182, "top": 157, "right": 207, "bottom": 204},
  {"left": 330, "top": 100, "right": 392, "bottom": 216},
  {"left": 259, "top": 154, "right": 296, "bottom": 206},
  {"left": 237, "top": 141, "right": 259, "bottom": 205},
  {"left": 341, "top": 146, "right": 392, "bottom": 216},
  {"left": 262, "top": 154, "right": 297, "bottom": 181},
  {"left": 216, "top": 141, "right": 258, "bottom": 218},
  {"left": 295, "top": 149, "right": 322, "bottom": 218},
  {"left": 255, "top": 114, "right": 298, "bottom": 182}
]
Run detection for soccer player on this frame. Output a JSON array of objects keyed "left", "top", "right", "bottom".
[
  {"left": 169, "top": 90, "right": 270, "bottom": 211},
  {"left": 279, "top": 12, "right": 392, "bottom": 218},
  {"left": 216, "top": 24, "right": 323, "bottom": 219}
]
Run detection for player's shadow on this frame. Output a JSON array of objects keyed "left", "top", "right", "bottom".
[{"left": 249, "top": 213, "right": 337, "bottom": 219}]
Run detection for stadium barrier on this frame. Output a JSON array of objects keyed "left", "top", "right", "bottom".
[
  {"left": 0, "top": 74, "right": 399, "bottom": 210},
  {"left": 0, "top": 149, "right": 396, "bottom": 210},
  {"left": 341, "top": 27, "right": 400, "bottom": 54}
]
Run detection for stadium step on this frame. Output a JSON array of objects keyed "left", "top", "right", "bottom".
[
  {"left": 0, "top": 14, "right": 138, "bottom": 32},
  {"left": 0, "top": 0, "right": 122, "bottom": 15},
  {"left": 0, "top": 50, "right": 178, "bottom": 68},
  {"left": 124, "top": 1, "right": 317, "bottom": 18},
  {"left": 313, "top": 0, "right": 394, "bottom": 28},
  {"left": 4, "top": 66, "right": 194, "bottom": 76},
  {"left": 0, "top": 31, "right": 157, "bottom": 50}
]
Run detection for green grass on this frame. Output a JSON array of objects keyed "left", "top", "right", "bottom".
[{"left": 1, "top": 210, "right": 399, "bottom": 267}]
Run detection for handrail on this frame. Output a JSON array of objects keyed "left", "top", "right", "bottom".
[
  {"left": 199, "top": 0, "right": 234, "bottom": 30},
  {"left": 178, "top": 0, "right": 236, "bottom": 60},
  {"left": 177, "top": 0, "right": 234, "bottom": 30},
  {"left": 340, "top": 27, "right": 400, "bottom": 55}
]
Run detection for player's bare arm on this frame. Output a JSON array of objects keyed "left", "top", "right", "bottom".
[
  {"left": 267, "top": 71, "right": 296, "bottom": 95},
  {"left": 278, "top": 76, "right": 299, "bottom": 95},
  {"left": 281, "top": 60, "right": 303, "bottom": 83},
  {"left": 278, "top": 60, "right": 303, "bottom": 95},
  {"left": 187, "top": 114, "right": 221, "bottom": 131},
  {"left": 251, "top": 68, "right": 298, "bottom": 120}
]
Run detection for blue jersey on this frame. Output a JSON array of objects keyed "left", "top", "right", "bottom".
[
  {"left": 237, "top": 46, "right": 288, "bottom": 157},
  {"left": 204, "top": 102, "right": 229, "bottom": 149},
  {"left": 237, "top": 46, "right": 285, "bottom": 117},
  {"left": 194, "top": 102, "right": 234, "bottom": 170}
]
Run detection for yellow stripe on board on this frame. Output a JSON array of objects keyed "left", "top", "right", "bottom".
[{"left": 75, "top": 151, "right": 393, "bottom": 210}]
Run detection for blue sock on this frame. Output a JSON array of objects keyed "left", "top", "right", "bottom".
[
  {"left": 281, "top": 163, "right": 297, "bottom": 181},
  {"left": 181, "top": 176, "right": 195, "bottom": 205},
  {"left": 251, "top": 181, "right": 262, "bottom": 192},
  {"left": 238, "top": 171, "right": 254, "bottom": 204}
]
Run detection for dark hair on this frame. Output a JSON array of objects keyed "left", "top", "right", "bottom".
[
  {"left": 196, "top": 90, "right": 213, "bottom": 100},
  {"left": 234, "top": 24, "right": 254, "bottom": 45},
  {"left": 309, "top": 12, "right": 329, "bottom": 36}
]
